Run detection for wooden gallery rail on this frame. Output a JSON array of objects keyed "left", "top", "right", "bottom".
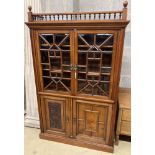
[{"left": 25, "top": 1, "right": 129, "bottom": 153}]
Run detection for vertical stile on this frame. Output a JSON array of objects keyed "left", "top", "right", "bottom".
[
  {"left": 75, "top": 14, "right": 77, "bottom": 20},
  {"left": 66, "top": 14, "right": 68, "bottom": 20},
  {"left": 62, "top": 14, "right": 64, "bottom": 20},
  {"left": 80, "top": 14, "right": 81, "bottom": 20},
  {"left": 53, "top": 15, "right": 55, "bottom": 20},
  {"left": 49, "top": 15, "right": 51, "bottom": 21},
  {"left": 71, "top": 14, "right": 73, "bottom": 20},
  {"left": 58, "top": 14, "right": 59, "bottom": 20}
]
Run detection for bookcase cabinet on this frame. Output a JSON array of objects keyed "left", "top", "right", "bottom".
[{"left": 25, "top": 1, "right": 129, "bottom": 152}]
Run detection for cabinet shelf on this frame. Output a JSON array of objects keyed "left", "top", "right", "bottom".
[
  {"left": 42, "top": 76, "right": 51, "bottom": 78},
  {"left": 87, "top": 72, "right": 100, "bottom": 76},
  {"left": 78, "top": 71, "right": 86, "bottom": 74},
  {"left": 63, "top": 70, "right": 71, "bottom": 72},
  {"left": 50, "top": 56, "right": 60, "bottom": 58},
  {"left": 78, "top": 79, "right": 110, "bottom": 83},
  {"left": 78, "top": 50, "right": 112, "bottom": 53},
  {"left": 88, "top": 58, "right": 101, "bottom": 60},
  {"left": 50, "top": 69, "right": 62, "bottom": 73},
  {"left": 41, "top": 63, "right": 49, "bottom": 65},
  {"left": 101, "top": 73, "right": 111, "bottom": 76},
  {"left": 43, "top": 69, "right": 50, "bottom": 71}
]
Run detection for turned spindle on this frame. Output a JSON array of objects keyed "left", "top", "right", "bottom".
[
  {"left": 123, "top": 0, "right": 128, "bottom": 8},
  {"left": 28, "top": 6, "right": 32, "bottom": 22},
  {"left": 122, "top": 1, "right": 128, "bottom": 19}
]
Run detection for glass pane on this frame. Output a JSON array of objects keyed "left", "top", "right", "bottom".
[
  {"left": 39, "top": 33, "right": 71, "bottom": 92},
  {"left": 77, "top": 33, "right": 114, "bottom": 96}
]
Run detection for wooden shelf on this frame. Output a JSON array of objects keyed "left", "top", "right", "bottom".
[
  {"left": 78, "top": 65, "right": 86, "bottom": 67},
  {"left": 87, "top": 72, "right": 100, "bottom": 76},
  {"left": 50, "top": 69, "right": 62, "bottom": 73},
  {"left": 40, "top": 49, "right": 50, "bottom": 51},
  {"left": 42, "top": 76, "right": 51, "bottom": 78},
  {"left": 43, "top": 69, "right": 50, "bottom": 71},
  {"left": 88, "top": 58, "right": 101, "bottom": 60},
  {"left": 50, "top": 56, "right": 61, "bottom": 58},
  {"left": 78, "top": 71, "right": 86, "bottom": 74},
  {"left": 77, "top": 79, "right": 110, "bottom": 83},
  {"left": 41, "top": 63, "right": 49, "bottom": 65},
  {"left": 101, "top": 73, "right": 111, "bottom": 76},
  {"left": 63, "top": 70, "right": 71, "bottom": 72},
  {"left": 100, "top": 45, "right": 113, "bottom": 48},
  {"left": 41, "top": 43, "right": 50, "bottom": 46},
  {"left": 62, "top": 64, "right": 70, "bottom": 66},
  {"left": 60, "top": 45, "right": 70, "bottom": 47},
  {"left": 78, "top": 50, "right": 112, "bottom": 53},
  {"left": 62, "top": 78, "right": 71, "bottom": 80},
  {"left": 101, "top": 66, "right": 111, "bottom": 69}
]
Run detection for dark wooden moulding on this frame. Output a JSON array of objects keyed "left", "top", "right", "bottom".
[{"left": 25, "top": 1, "right": 129, "bottom": 153}]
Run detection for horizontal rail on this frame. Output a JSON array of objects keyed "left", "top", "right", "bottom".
[
  {"left": 27, "top": 1, "right": 128, "bottom": 22},
  {"left": 32, "top": 10, "right": 123, "bottom": 16},
  {"left": 31, "top": 12, "right": 123, "bottom": 22}
]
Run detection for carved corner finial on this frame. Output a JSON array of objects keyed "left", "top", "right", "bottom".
[
  {"left": 28, "top": 6, "right": 32, "bottom": 12},
  {"left": 123, "top": 1, "right": 128, "bottom": 8}
]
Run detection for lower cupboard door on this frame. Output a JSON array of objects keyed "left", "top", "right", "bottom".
[
  {"left": 73, "top": 99, "right": 112, "bottom": 144},
  {"left": 40, "top": 96, "right": 71, "bottom": 137}
]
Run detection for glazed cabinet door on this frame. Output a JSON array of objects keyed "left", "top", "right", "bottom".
[
  {"left": 40, "top": 96, "right": 71, "bottom": 137},
  {"left": 73, "top": 99, "right": 112, "bottom": 144},
  {"left": 74, "top": 30, "right": 117, "bottom": 98},
  {"left": 36, "top": 30, "right": 74, "bottom": 94}
]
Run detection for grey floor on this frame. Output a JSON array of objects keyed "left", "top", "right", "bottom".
[{"left": 24, "top": 127, "right": 131, "bottom": 155}]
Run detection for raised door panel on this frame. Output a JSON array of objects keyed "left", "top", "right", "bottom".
[
  {"left": 36, "top": 30, "right": 74, "bottom": 94},
  {"left": 74, "top": 30, "right": 117, "bottom": 99},
  {"left": 40, "top": 96, "right": 71, "bottom": 137},
  {"left": 73, "top": 99, "right": 112, "bottom": 144}
]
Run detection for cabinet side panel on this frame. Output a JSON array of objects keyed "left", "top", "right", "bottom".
[
  {"left": 30, "top": 30, "right": 44, "bottom": 131},
  {"left": 108, "top": 29, "right": 126, "bottom": 146}
]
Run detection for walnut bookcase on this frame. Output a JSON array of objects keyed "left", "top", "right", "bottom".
[{"left": 25, "top": 1, "right": 129, "bottom": 153}]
